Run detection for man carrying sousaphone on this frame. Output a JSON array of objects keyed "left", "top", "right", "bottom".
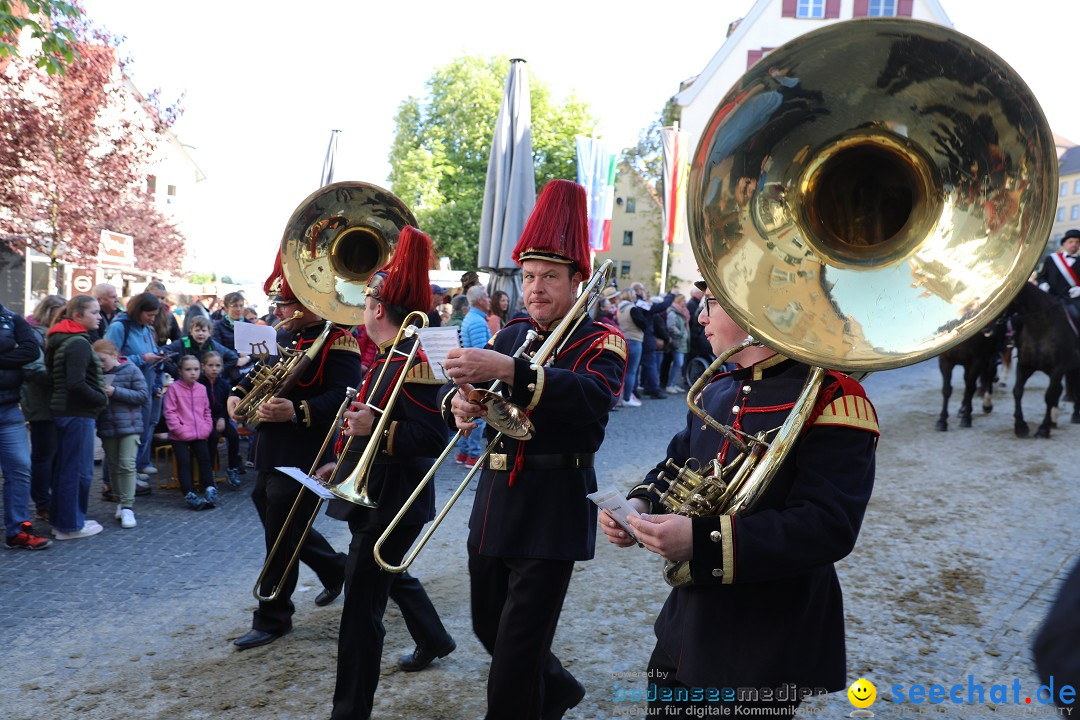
[
  {"left": 226, "top": 256, "right": 353, "bottom": 650},
  {"left": 320, "top": 226, "right": 456, "bottom": 720},
  {"left": 600, "top": 279, "right": 879, "bottom": 718},
  {"left": 440, "top": 179, "right": 628, "bottom": 720}
]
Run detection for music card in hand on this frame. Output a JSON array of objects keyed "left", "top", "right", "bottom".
[{"left": 588, "top": 487, "right": 643, "bottom": 545}]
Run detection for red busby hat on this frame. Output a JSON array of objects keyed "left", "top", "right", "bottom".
[
  {"left": 375, "top": 226, "right": 434, "bottom": 313},
  {"left": 512, "top": 179, "right": 591, "bottom": 278},
  {"left": 264, "top": 254, "right": 297, "bottom": 304}
]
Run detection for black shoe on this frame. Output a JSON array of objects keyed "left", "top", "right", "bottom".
[
  {"left": 542, "top": 679, "right": 586, "bottom": 720},
  {"left": 233, "top": 628, "right": 286, "bottom": 651},
  {"left": 398, "top": 638, "right": 456, "bottom": 672},
  {"left": 645, "top": 391, "right": 667, "bottom": 399},
  {"left": 314, "top": 582, "right": 343, "bottom": 607}
]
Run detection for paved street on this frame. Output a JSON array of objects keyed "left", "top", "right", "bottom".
[{"left": 2, "top": 359, "right": 1079, "bottom": 718}]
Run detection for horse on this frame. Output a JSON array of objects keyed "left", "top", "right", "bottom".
[
  {"left": 1008, "top": 283, "right": 1080, "bottom": 438},
  {"left": 935, "top": 316, "right": 1005, "bottom": 431}
]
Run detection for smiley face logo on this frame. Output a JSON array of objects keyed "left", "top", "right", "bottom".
[{"left": 848, "top": 678, "right": 877, "bottom": 709}]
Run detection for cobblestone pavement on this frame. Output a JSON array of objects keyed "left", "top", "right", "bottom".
[{"left": 1, "top": 360, "right": 1078, "bottom": 719}]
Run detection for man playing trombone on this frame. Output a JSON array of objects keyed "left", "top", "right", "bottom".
[
  {"left": 441, "top": 180, "right": 627, "bottom": 720},
  {"left": 227, "top": 257, "right": 354, "bottom": 650},
  {"left": 323, "top": 226, "right": 455, "bottom": 720}
]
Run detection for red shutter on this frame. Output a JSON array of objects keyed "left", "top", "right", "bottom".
[
  {"left": 825, "top": 0, "right": 840, "bottom": 17},
  {"left": 897, "top": 0, "right": 913, "bottom": 16},
  {"left": 782, "top": 0, "right": 797, "bottom": 17},
  {"left": 747, "top": 49, "right": 764, "bottom": 68},
  {"left": 853, "top": 0, "right": 869, "bottom": 17}
]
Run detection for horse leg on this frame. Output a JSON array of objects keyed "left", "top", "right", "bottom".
[
  {"left": 1068, "top": 368, "right": 1080, "bottom": 424},
  {"left": 1035, "top": 371, "right": 1065, "bottom": 439},
  {"left": 959, "top": 363, "right": 978, "bottom": 428},
  {"left": 1014, "top": 365, "right": 1033, "bottom": 437},
  {"left": 936, "top": 360, "right": 953, "bottom": 431},
  {"left": 981, "top": 355, "right": 996, "bottom": 414}
]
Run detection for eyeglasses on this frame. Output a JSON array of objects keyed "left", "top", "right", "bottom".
[{"left": 703, "top": 297, "right": 721, "bottom": 317}]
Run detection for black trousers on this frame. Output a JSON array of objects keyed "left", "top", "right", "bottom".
[
  {"left": 209, "top": 420, "right": 241, "bottom": 470},
  {"left": 646, "top": 643, "right": 800, "bottom": 719},
  {"left": 468, "top": 545, "right": 578, "bottom": 720},
  {"left": 332, "top": 523, "right": 453, "bottom": 720},
  {"left": 172, "top": 439, "right": 213, "bottom": 495},
  {"left": 250, "top": 469, "right": 346, "bottom": 634}
]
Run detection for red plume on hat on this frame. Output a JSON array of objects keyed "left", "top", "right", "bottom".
[
  {"left": 378, "top": 226, "right": 434, "bottom": 313},
  {"left": 512, "top": 179, "right": 591, "bottom": 278},
  {"left": 264, "top": 253, "right": 296, "bottom": 303}
]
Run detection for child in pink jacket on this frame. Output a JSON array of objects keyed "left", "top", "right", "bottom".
[{"left": 163, "top": 355, "right": 216, "bottom": 510}]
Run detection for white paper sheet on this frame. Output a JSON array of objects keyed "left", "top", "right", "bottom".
[
  {"left": 275, "top": 466, "right": 335, "bottom": 499},
  {"left": 418, "top": 326, "right": 462, "bottom": 381},
  {"left": 234, "top": 322, "right": 279, "bottom": 358}
]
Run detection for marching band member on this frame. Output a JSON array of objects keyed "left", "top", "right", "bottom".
[
  {"left": 227, "top": 258, "right": 354, "bottom": 650},
  {"left": 440, "top": 180, "right": 627, "bottom": 720},
  {"left": 1035, "top": 228, "right": 1080, "bottom": 325},
  {"left": 323, "top": 226, "right": 455, "bottom": 720},
  {"left": 601, "top": 280, "right": 878, "bottom": 718}
]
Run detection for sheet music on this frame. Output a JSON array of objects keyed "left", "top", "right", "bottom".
[
  {"left": 276, "top": 466, "right": 335, "bottom": 499},
  {"left": 235, "top": 322, "right": 279, "bottom": 358},
  {"left": 418, "top": 326, "right": 462, "bottom": 381}
]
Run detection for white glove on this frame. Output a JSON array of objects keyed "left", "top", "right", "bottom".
[
  {"left": 1069, "top": 286, "right": 1080, "bottom": 299},
  {"left": 1039, "top": 282, "right": 1050, "bottom": 292}
]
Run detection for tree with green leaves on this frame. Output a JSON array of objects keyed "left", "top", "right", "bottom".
[
  {"left": 388, "top": 55, "right": 598, "bottom": 269},
  {"left": 0, "top": 0, "right": 79, "bottom": 75},
  {"left": 621, "top": 97, "right": 681, "bottom": 195}
]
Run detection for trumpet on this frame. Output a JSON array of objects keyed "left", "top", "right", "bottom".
[
  {"left": 372, "top": 259, "right": 616, "bottom": 574},
  {"left": 251, "top": 311, "right": 429, "bottom": 602}
]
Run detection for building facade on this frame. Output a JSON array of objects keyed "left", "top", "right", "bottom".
[
  {"left": 597, "top": 164, "right": 670, "bottom": 293},
  {"left": 1050, "top": 144, "right": 1080, "bottom": 247}
]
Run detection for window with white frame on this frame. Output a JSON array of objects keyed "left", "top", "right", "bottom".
[
  {"left": 1059, "top": 207, "right": 1066, "bottom": 222},
  {"left": 1072, "top": 205, "right": 1079, "bottom": 221},
  {"left": 796, "top": 0, "right": 825, "bottom": 18},
  {"left": 867, "top": 0, "right": 897, "bottom": 16},
  {"left": 1073, "top": 179, "right": 1080, "bottom": 195},
  {"left": 1061, "top": 182, "right": 1069, "bottom": 197}
]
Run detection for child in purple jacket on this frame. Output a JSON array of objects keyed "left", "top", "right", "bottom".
[{"left": 163, "top": 355, "right": 216, "bottom": 510}]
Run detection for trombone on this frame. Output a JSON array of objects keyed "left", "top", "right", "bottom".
[
  {"left": 373, "top": 259, "right": 615, "bottom": 574},
  {"left": 251, "top": 310, "right": 429, "bottom": 602}
]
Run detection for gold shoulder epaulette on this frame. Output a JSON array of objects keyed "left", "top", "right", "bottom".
[
  {"left": 598, "top": 332, "right": 627, "bottom": 361},
  {"left": 814, "top": 394, "right": 879, "bottom": 434},
  {"left": 404, "top": 361, "right": 442, "bottom": 384},
  {"left": 329, "top": 333, "right": 361, "bottom": 354}
]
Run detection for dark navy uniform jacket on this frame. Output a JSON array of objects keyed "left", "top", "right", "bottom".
[
  {"left": 628, "top": 355, "right": 878, "bottom": 692},
  {"left": 1035, "top": 252, "right": 1080, "bottom": 303},
  {"left": 232, "top": 323, "right": 361, "bottom": 473},
  {"left": 438, "top": 315, "right": 627, "bottom": 562},
  {"left": 327, "top": 336, "right": 447, "bottom": 532}
]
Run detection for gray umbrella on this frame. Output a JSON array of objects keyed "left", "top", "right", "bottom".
[{"left": 477, "top": 58, "right": 535, "bottom": 318}]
